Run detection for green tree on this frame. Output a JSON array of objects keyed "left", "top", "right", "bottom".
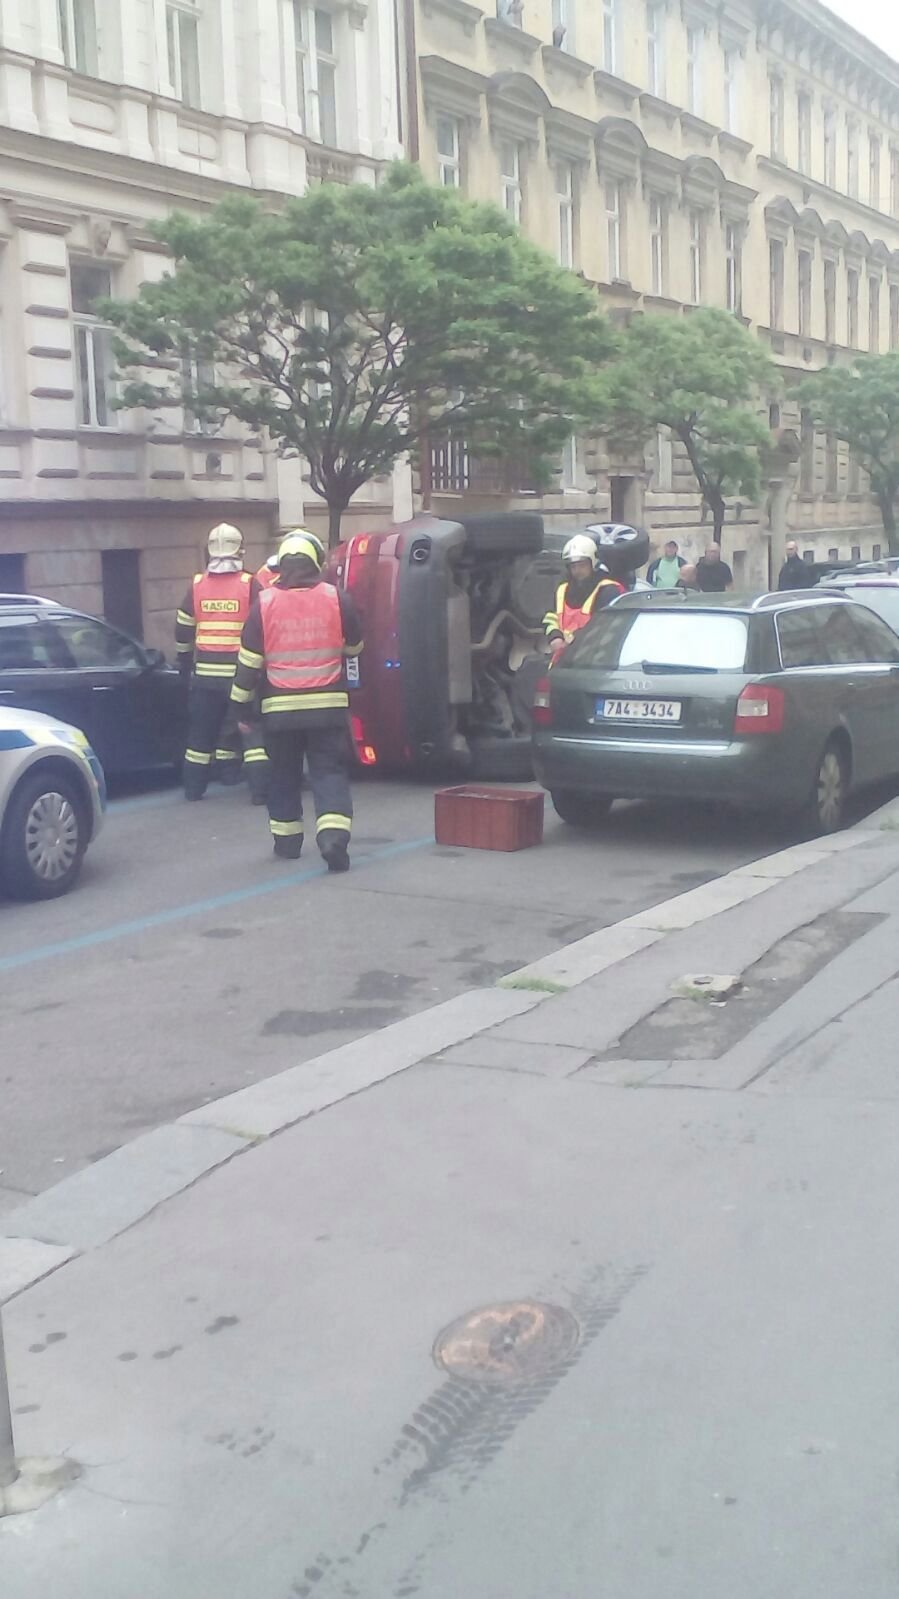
[
  {"left": 106, "top": 164, "right": 613, "bottom": 544},
  {"left": 800, "top": 354, "right": 899, "bottom": 554},
  {"left": 593, "top": 308, "right": 778, "bottom": 545}
]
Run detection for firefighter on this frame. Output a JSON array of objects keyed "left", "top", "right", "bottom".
[
  {"left": 175, "top": 523, "right": 261, "bottom": 801},
  {"left": 543, "top": 534, "right": 625, "bottom": 655},
  {"left": 255, "top": 554, "right": 280, "bottom": 590},
  {"left": 230, "top": 529, "right": 363, "bottom": 872}
]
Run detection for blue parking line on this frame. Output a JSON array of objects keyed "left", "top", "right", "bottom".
[{"left": 0, "top": 836, "right": 434, "bottom": 974}]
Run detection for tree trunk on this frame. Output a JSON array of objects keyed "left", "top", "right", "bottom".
[
  {"left": 327, "top": 501, "right": 346, "bottom": 549},
  {"left": 877, "top": 488, "right": 899, "bottom": 557}
]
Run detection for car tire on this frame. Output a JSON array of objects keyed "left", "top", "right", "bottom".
[
  {"left": 550, "top": 790, "right": 615, "bottom": 827},
  {"left": 0, "top": 768, "right": 88, "bottom": 901},
  {"left": 802, "top": 739, "right": 848, "bottom": 837},
  {"left": 467, "top": 737, "right": 535, "bottom": 781},
  {"left": 462, "top": 514, "right": 545, "bottom": 558}
]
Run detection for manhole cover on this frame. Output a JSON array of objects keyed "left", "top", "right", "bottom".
[{"left": 433, "top": 1300, "right": 580, "bottom": 1385}]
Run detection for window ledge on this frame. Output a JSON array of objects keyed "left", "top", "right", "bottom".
[
  {"left": 484, "top": 18, "right": 541, "bottom": 56},
  {"left": 718, "top": 130, "right": 753, "bottom": 158},
  {"left": 593, "top": 69, "right": 640, "bottom": 106},
  {"left": 643, "top": 293, "right": 681, "bottom": 311},
  {"left": 680, "top": 110, "right": 717, "bottom": 144},
  {"left": 419, "top": 0, "right": 484, "bottom": 34},
  {"left": 598, "top": 279, "right": 641, "bottom": 301},
  {"left": 542, "top": 45, "right": 593, "bottom": 80},
  {"left": 639, "top": 93, "right": 680, "bottom": 126}
]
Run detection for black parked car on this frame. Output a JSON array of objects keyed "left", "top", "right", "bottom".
[
  {"left": 0, "top": 598, "right": 185, "bottom": 778},
  {"left": 532, "top": 590, "right": 899, "bottom": 834}
]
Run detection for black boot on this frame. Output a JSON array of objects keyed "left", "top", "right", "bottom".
[
  {"left": 320, "top": 835, "right": 350, "bottom": 874},
  {"left": 273, "top": 836, "right": 303, "bottom": 861}
]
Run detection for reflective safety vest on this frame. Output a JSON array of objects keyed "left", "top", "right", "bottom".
[
  {"left": 260, "top": 583, "right": 344, "bottom": 692},
  {"left": 556, "top": 578, "right": 622, "bottom": 642},
  {"left": 193, "top": 570, "right": 253, "bottom": 662}
]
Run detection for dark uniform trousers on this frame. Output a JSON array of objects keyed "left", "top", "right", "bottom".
[
  {"left": 183, "top": 681, "right": 243, "bottom": 798},
  {"left": 265, "top": 724, "right": 352, "bottom": 859}
]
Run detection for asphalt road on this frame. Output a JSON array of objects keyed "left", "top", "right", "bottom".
[{"left": 0, "top": 773, "right": 866, "bottom": 1208}]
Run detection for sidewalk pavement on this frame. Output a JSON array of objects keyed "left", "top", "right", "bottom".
[{"left": 4, "top": 804, "right": 899, "bottom": 1596}]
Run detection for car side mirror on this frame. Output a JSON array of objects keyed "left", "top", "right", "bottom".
[{"left": 144, "top": 647, "right": 167, "bottom": 671}]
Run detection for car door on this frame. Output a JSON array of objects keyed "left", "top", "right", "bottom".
[
  {"left": 0, "top": 611, "right": 94, "bottom": 732},
  {"left": 811, "top": 603, "right": 897, "bottom": 785},
  {"left": 838, "top": 604, "right": 899, "bottom": 781},
  {"left": 45, "top": 614, "right": 171, "bottom": 776}
]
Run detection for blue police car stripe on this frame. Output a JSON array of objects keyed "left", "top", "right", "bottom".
[{"left": 0, "top": 730, "right": 34, "bottom": 751}]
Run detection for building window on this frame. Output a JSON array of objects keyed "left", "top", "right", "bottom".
[
  {"left": 798, "top": 248, "right": 812, "bottom": 338},
  {"left": 688, "top": 210, "right": 703, "bottom": 304},
  {"left": 825, "top": 431, "right": 838, "bottom": 493},
  {"left": 848, "top": 455, "right": 860, "bottom": 494},
  {"left": 166, "top": 1, "right": 201, "bottom": 108},
  {"left": 851, "top": 543, "right": 861, "bottom": 562},
  {"left": 768, "top": 238, "right": 784, "bottom": 330},
  {"left": 800, "top": 407, "right": 814, "bottom": 493},
  {"left": 686, "top": 26, "right": 702, "bottom": 114},
  {"left": 649, "top": 196, "right": 666, "bottom": 296},
  {"left": 551, "top": 0, "right": 570, "bottom": 50},
  {"left": 869, "top": 134, "right": 881, "bottom": 211},
  {"left": 725, "top": 223, "right": 742, "bottom": 314},
  {"left": 181, "top": 348, "right": 217, "bottom": 434},
  {"left": 560, "top": 434, "right": 579, "bottom": 491},
  {"left": 654, "top": 425, "right": 673, "bottom": 492},
  {"left": 0, "top": 554, "right": 26, "bottom": 594},
  {"left": 797, "top": 91, "right": 811, "bottom": 175},
  {"left": 58, "top": 0, "right": 98, "bottom": 75},
  {"left": 605, "top": 180, "right": 623, "bottom": 279},
  {"left": 769, "top": 76, "right": 784, "bottom": 160},
  {"left": 722, "top": 48, "right": 738, "bottom": 133},
  {"left": 71, "top": 262, "right": 115, "bottom": 430},
  {"left": 769, "top": 402, "right": 781, "bottom": 430},
  {"left": 890, "top": 282, "right": 899, "bottom": 351},
  {"left": 556, "top": 163, "right": 575, "bottom": 268},
  {"left": 646, "top": 4, "right": 665, "bottom": 97},
  {"left": 869, "top": 275, "right": 881, "bottom": 352},
  {"left": 603, "top": 0, "right": 617, "bottom": 74},
  {"left": 847, "top": 266, "right": 859, "bottom": 346},
  {"left": 891, "top": 148, "right": 899, "bottom": 219},
  {"left": 436, "top": 115, "right": 461, "bottom": 188},
  {"left": 823, "top": 106, "right": 836, "bottom": 187},
  {"left": 847, "top": 118, "right": 859, "bottom": 197},
  {"left": 873, "top": 543, "right": 882, "bottom": 560},
  {"left": 293, "top": 4, "right": 338, "bottom": 145},
  {"left": 500, "top": 140, "right": 522, "bottom": 224},
  {"left": 824, "top": 257, "right": 836, "bottom": 344}
]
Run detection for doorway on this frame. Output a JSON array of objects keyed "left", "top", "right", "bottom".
[
  {"left": 0, "top": 553, "right": 26, "bottom": 593},
  {"left": 102, "top": 549, "right": 143, "bottom": 640},
  {"left": 609, "top": 475, "right": 639, "bottom": 525}
]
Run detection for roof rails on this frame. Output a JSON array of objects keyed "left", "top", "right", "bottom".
[{"left": 748, "top": 590, "right": 850, "bottom": 610}]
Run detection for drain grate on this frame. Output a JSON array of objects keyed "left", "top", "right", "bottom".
[{"left": 433, "top": 1300, "right": 580, "bottom": 1385}]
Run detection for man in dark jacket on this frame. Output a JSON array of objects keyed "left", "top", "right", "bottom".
[{"left": 777, "top": 541, "right": 814, "bottom": 591}]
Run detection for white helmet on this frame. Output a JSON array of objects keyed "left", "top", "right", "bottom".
[
  {"left": 265, "top": 554, "right": 280, "bottom": 571},
  {"left": 562, "top": 534, "right": 600, "bottom": 569},
  {"left": 207, "top": 522, "right": 243, "bottom": 560}
]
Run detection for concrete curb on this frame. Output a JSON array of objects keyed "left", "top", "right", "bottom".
[{"left": 0, "top": 821, "right": 882, "bottom": 1304}]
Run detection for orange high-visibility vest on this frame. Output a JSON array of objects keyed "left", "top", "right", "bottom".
[
  {"left": 192, "top": 570, "right": 253, "bottom": 657},
  {"left": 557, "top": 578, "right": 623, "bottom": 642},
  {"left": 260, "top": 583, "right": 343, "bottom": 691}
]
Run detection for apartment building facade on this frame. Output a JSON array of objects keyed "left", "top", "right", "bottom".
[
  {"left": 406, "top": 0, "right": 899, "bottom": 580},
  {"left": 0, "top": 0, "right": 402, "bottom": 648}
]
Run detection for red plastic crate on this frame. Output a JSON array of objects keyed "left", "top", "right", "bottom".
[{"left": 434, "top": 786, "right": 544, "bottom": 852}]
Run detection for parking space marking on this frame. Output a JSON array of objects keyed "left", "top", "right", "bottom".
[{"left": 0, "top": 836, "right": 433, "bottom": 974}]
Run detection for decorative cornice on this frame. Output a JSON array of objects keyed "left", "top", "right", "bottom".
[
  {"left": 541, "top": 45, "right": 593, "bottom": 84},
  {"left": 594, "top": 69, "right": 640, "bottom": 109},
  {"left": 418, "top": 0, "right": 484, "bottom": 36},
  {"left": 483, "top": 17, "right": 540, "bottom": 60}
]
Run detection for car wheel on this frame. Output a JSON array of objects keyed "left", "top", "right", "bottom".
[
  {"left": 0, "top": 769, "right": 88, "bottom": 900},
  {"left": 804, "top": 740, "right": 848, "bottom": 836},
  {"left": 550, "top": 790, "right": 615, "bottom": 827}
]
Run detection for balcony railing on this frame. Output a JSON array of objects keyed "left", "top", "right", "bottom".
[{"left": 430, "top": 435, "right": 537, "bottom": 494}]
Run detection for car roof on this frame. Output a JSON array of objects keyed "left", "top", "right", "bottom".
[
  {"left": 610, "top": 590, "right": 854, "bottom": 615},
  {"left": 0, "top": 592, "right": 62, "bottom": 607},
  {"left": 818, "top": 574, "right": 899, "bottom": 588},
  {"left": 0, "top": 600, "right": 95, "bottom": 624}
]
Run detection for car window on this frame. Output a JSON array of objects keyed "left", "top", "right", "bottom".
[
  {"left": 777, "top": 608, "right": 825, "bottom": 668},
  {"left": 50, "top": 616, "right": 144, "bottom": 671},
  {"left": 818, "top": 605, "right": 869, "bottom": 665},
  {"left": 0, "top": 615, "right": 64, "bottom": 671},
  {"left": 839, "top": 587, "right": 899, "bottom": 635},
  {"left": 845, "top": 604, "right": 899, "bottom": 662},
  {"left": 563, "top": 610, "right": 748, "bottom": 671}
]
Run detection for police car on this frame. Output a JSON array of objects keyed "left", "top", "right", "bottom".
[{"left": 0, "top": 705, "right": 105, "bottom": 900}]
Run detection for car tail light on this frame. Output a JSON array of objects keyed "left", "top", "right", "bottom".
[
  {"left": 344, "top": 535, "right": 370, "bottom": 591},
  {"left": 734, "top": 682, "right": 785, "bottom": 735},
  {"left": 351, "top": 713, "right": 377, "bottom": 765},
  {"left": 532, "top": 676, "right": 553, "bottom": 727}
]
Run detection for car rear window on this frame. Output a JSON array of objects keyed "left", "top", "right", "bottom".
[{"left": 563, "top": 609, "right": 749, "bottom": 672}]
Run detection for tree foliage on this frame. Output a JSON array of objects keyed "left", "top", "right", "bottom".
[
  {"left": 801, "top": 354, "right": 899, "bottom": 552},
  {"left": 592, "top": 308, "right": 778, "bottom": 543},
  {"left": 106, "top": 163, "right": 614, "bottom": 542}
]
